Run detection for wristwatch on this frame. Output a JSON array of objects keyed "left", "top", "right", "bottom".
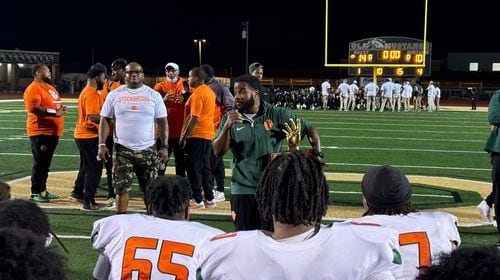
[
  {"left": 315, "top": 151, "right": 324, "bottom": 158},
  {"left": 161, "top": 144, "right": 169, "bottom": 150}
]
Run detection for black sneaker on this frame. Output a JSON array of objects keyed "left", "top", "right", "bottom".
[
  {"left": 81, "top": 200, "right": 102, "bottom": 212},
  {"left": 69, "top": 192, "right": 84, "bottom": 202},
  {"left": 496, "top": 240, "right": 500, "bottom": 250}
]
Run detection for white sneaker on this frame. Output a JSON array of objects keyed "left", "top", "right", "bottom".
[
  {"left": 205, "top": 199, "right": 217, "bottom": 208},
  {"left": 189, "top": 200, "right": 205, "bottom": 209},
  {"left": 213, "top": 190, "right": 226, "bottom": 202},
  {"left": 477, "top": 200, "right": 492, "bottom": 222}
]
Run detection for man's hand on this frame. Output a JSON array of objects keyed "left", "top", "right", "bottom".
[
  {"left": 157, "top": 147, "right": 169, "bottom": 165},
  {"left": 224, "top": 110, "right": 244, "bottom": 129},
  {"left": 56, "top": 105, "right": 67, "bottom": 117},
  {"left": 163, "top": 91, "right": 173, "bottom": 102},
  {"left": 97, "top": 145, "right": 110, "bottom": 162},
  {"left": 282, "top": 118, "right": 301, "bottom": 151},
  {"left": 179, "top": 137, "right": 187, "bottom": 149}
]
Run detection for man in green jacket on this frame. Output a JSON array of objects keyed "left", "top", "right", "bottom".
[
  {"left": 483, "top": 89, "right": 500, "bottom": 246},
  {"left": 213, "top": 74, "right": 322, "bottom": 231}
]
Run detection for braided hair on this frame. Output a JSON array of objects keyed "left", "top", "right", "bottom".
[
  {"left": 256, "top": 151, "right": 329, "bottom": 226},
  {"left": 145, "top": 175, "right": 192, "bottom": 217}
]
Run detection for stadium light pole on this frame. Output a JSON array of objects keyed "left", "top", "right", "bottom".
[
  {"left": 242, "top": 21, "right": 249, "bottom": 72},
  {"left": 194, "top": 39, "right": 206, "bottom": 66}
]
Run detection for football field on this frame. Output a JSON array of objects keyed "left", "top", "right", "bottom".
[{"left": 0, "top": 99, "right": 498, "bottom": 279}]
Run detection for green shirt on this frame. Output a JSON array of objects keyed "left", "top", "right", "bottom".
[
  {"left": 485, "top": 89, "right": 500, "bottom": 153},
  {"left": 216, "top": 102, "right": 311, "bottom": 195}
]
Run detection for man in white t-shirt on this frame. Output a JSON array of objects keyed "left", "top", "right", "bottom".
[
  {"left": 336, "top": 79, "right": 350, "bottom": 111},
  {"left": 197, "top": 151, "right": 402, "bottom": 279},
  {"left": 320, "top": 79, "right": 331, "bottom": 110},
  {"left": 92, "top": 175, "right": 223, "bottom": 280},
  {"left": 380, "top": 77, "right": 394, "bottom": 112},
  {"left": 97, "top": 62, "right": 169, "bottom": 214},
  {"left": 349, "top": 165, "right": 461, "bottom": 280},
  {"left": 427, "top": 81, "right": 437, "bottom": 112},
  {"left": 435, "top": 86, "right": 441, "bottom": 111},
  {"left": 348, "top": 80, "right": 359, "bottom": 111},
  {"left": 401, "top": 81, "right": 413, "bottom": 111},
  {"left": 364, "top": 79, "right": 379, "bottom": 111}
]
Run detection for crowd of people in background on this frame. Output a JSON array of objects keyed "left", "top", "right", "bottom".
[{"left": 269, "top": 78, "right": 448, "bottom": 112}]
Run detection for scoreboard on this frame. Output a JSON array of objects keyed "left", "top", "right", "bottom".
[{"left": 348, "top": 37, "right": 431, "bottom": 77}]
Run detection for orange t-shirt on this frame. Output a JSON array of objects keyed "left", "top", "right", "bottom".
[
  {"left": 74, "top": 85, "right": 102, "bottom": 139},
  {"left": 154, "top": 78, "right": 186, "bottom": 139},
  {"left": 183, "top": 84, "right": 216, "bottom": 141},
  {"left": 213, "top": 104, "right": 223, "bottom": 131},
  {"left": 100, "top": 80, "right": 122, "bottom": 137},
  {"left": 23, "top": 81, "right": 64, "bottom": 137},
  {"left": 100, "top": 80, "right": 123, "bottom": 104}
]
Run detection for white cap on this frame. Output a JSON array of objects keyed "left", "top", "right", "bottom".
[
  {"left": 429, "top": 80, "right": 434, "bottom": 84},
  {"left": 165, "top": 62, "right": 179, "bottom": 72},
  {"left": 353, "top": 80, "right": 357, "bottom": 84}
]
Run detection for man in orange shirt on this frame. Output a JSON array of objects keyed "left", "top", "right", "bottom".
[
  {"left": 179, "top": 67, "right": 216, "bottom": 209},
  {"left": 23, "top": 64, "right": 67, "bottom": 202},
  {"left": 71, "top": 63, "right": 108, "bottom": 211},
  {"left": 153, "top": 62, "right": 187, "bottom": 176}
]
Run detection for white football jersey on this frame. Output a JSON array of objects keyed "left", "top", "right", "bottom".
[
  {"left": 197, "top": 222, "right": 401, "bottom": 280},
  {"left": 92, "top": 214, "right": 223, "bottom": 280},
  {"left": 349, "top": 212, "right": 461, "bottom": 280}
]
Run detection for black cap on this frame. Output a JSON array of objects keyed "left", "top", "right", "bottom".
[{"left": 361, "top": 165, "right": 412, "bottom": 208}]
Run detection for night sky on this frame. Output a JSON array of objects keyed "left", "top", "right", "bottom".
[{"left": 2, "top": 0, "right": 496, "bottom": 77}]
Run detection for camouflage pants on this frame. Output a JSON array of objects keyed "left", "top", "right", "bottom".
[{"left": 113, "top": 144, "right": 158, "bottom": 195}]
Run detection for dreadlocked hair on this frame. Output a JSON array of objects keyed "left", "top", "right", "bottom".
[
  {"left": 256, "top": 151, "right": 329, "bottom": 227},
  {"left": 362, "top": 201, "right": 417, "bottom": 216},
  {"left": 145, "top": 175, "right": 193, "bottom": 217}
]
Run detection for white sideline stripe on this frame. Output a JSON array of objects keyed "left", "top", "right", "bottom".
[
  {"left": 0, "top": 137, "right": 77, "bottom": 142},
  {"left": 0, "top": 99, "right": 24, "bottom": 103},
  {"left": 319, "top": 127, "right": 487, "bottom": 135},
  {"left": 1, "top": 151, "right": 488, "bottom": 171},
  {"left": 0, "top": 141, "right": 483, "bottom": 159},
  {"left": 314, "top": 121, "right": 483, "bottom": 129},
  {"left": 304, "top": 116, "right": 485, "bottom": 124},
  {"left": 332, "top": 190, "right": 453, "bottom": 198},
  {"left": 0, "top": 152, "right": 79, "bottom": 157},
  {"left": 323, "top": 135, "right": 484, "bottom": 143},
  {"left": 58, "top": 235, "right": 91, "bottom": 240},
  {"left": 325, "top": 146, "right": 483, "bottom": 154}
]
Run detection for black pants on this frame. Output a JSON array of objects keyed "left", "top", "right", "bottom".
[
  {"left": 104, "top": 136, "right": 115, "bottom": 199},
  {"left": 211, "top": 151, "right": 225, "bottom": 192},
  {"left": 156, "top": 138, "right": 186, "bottom": 176},
  {"left": 231, "top": 194, "right": 273, "bottom": 231},
  {"left": 490, "top": 153, "right": 500, "bottom": 232},
  {"left": 184, "top": 138, "right": 214, "bottom": 203},
  {"left": 75, "top": 138, "right": 103, "bottom": 201},
  {"left": 29, "top": 135, "right": 59, "bottom": 194}
]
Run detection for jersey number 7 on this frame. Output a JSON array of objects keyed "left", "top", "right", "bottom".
[
  {"left": 399, "top": 231, "right": 431, "bottom": 268},
  {"left": 122, "top": 236, "right": 195, "bottom": 279}
]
